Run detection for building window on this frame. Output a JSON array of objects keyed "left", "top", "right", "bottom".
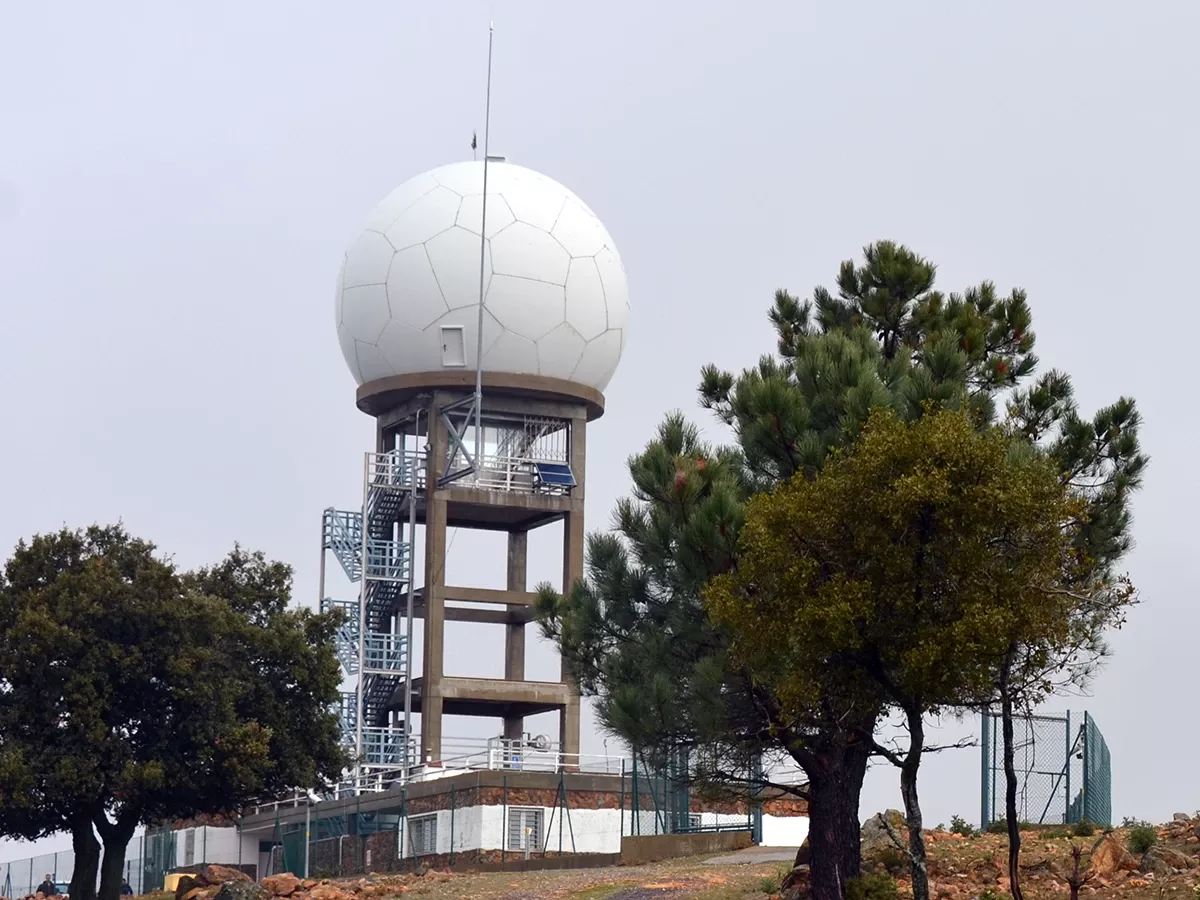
[
  {"left": 688, "top": 814, "right": 703, "bottom": 830},
  {"left": 408, "top": 815, "right": 437, "bottom": 857},
  {"left": 507, "top": 808, "right": 543, "bottom": 852},
  {"left": 184, "top": 829, "right": 196, "bottom": 866}
]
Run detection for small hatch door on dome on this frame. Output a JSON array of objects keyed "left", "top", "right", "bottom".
[{"left": 440, "top": 325, "right": 466, "bottom": 368}]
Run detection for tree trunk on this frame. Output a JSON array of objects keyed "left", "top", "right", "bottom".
[
  {"left": 805, "top": 740, "right": 871, "bottom": 900},
  {"left": 95, "top": 818, "right": 137, "bottom": 900},
  {"left": 69, "top": 816, "right": 101, "bottom": 900},
  {"left": 899, "top": 709, "right": 929, "bottom": 900},
  {"left": 1000, "top": 651, "right": 1024, "bottom": 900}
]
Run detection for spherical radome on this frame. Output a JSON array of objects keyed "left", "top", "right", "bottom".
[{"left": 335, "top": 161, "right": 629, "bottom": 393}]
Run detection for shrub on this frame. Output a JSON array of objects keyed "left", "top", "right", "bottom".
[
  {"left": 950, "top": 814, "right": 975, "bottom": 837},
  {"left": 845, "top": 873, "right": 900, "bottom": 900},
  {"left": 876, "top": 847, "right": 907, "bottom": 876},
  {"left": 1044, "top": 828, "right": 1069, "bottom": 839},
  {"left": 1072, "top": 819, "right": 1096, "bottom": 837},
  {"left": 1128, "top": 825, "right": 1157, "bottom": 855},
  {"left": 987, "top": 819, "right": 1009, "bottom": 835}
]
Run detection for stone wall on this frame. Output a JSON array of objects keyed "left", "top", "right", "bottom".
[{"left": 619, "top": 830, "right": 753, "bottom": 866}]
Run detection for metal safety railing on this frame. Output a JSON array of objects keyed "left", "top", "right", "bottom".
[
  {"left": 362, "top": 632, "right": 407, "bottom": 672},
  {"left": 363, "top": 538, "right": 409, "bottom": 581},
  {"left": 470, "top": 454, "right": 573, "bottom": 495},
  {"left": 322, "top": 508, "right": 363, "bottom": 582},
  {"left": 367, "top": 450, "right": 425, "bottom": 491}
]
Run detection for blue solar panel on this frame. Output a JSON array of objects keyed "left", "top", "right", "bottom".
[{"left": 534, "top": 461, "right": 576, "bottom": 487}]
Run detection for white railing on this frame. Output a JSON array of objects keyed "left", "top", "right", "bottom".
[
  {"left": 242, "top": 737, "right": 631, "bottom": 814},
  {"left": 367, "top": 450, "right": 425, "bottom": 491},
  {"left": 468, "top": 455, "right": 572, "bottom": 495}
]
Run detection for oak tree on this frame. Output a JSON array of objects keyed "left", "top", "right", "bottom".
[{"left": 0, "top": 527, "right": 347, "bottom": 900}]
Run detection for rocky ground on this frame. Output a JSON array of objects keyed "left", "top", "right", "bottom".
[
  {"left": 23, "top": 814, "right": 1200, "bottom": 900},
  {"left": 849, "top": 811, "right": 1200, "bottom": 900}
]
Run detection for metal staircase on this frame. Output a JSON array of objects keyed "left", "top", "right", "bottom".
[{"left": 320, "top": 448, "right": 423, "bottom": 778}]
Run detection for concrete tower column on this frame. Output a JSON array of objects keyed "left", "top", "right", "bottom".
[
  {"left": 503, "top": 529, "right": 528, "bottom": 741},
  {"left": 559, "top": 413, "right": 587, "bottom": 765},
  {"left": 421, "top": 399, "right": 448, "bottom": 765}
]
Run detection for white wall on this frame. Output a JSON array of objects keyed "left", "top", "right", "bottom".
[
  {"left": 479, "top": 806, "right": 622, "bottom": 855},
  {"left": 761, "top": 814, "right": 809, "bottom": 848},
  {"left": 172, "top": 827, "right": 251, "bottom": 868}
]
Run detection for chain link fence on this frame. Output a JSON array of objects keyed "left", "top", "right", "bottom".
[
  {"left": 0, "top": 833, "right": 171, "bottom": 898},
  {"left": 254, "top": 758, "right": 755, "bottom": 879},
  {"left": 980, "top": 710, "right": 1112, "bottom": 829}
]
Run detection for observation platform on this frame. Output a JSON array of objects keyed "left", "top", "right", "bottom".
[
  {"left": 388, "top": 675, "right": 573, "bottom": 720},
  {"left": 392, "top": 585, "right": 537, "bottom": 625},
  {"left": 409, "top": 483, "right": 577, "bottom": 532}
]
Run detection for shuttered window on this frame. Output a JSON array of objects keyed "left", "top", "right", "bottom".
[
  {"left": 507, "top": 808, "right": 543, "bottom": 851},
  {"left": 407, "top": 815, "right": 437, "bottom": 856},
  {"left": 184, "top": 829, "right": 196, "bottom": 866}
]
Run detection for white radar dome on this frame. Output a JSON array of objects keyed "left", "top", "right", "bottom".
[{"left": 335, "top": 160, "right": 629, "bottom": 393}]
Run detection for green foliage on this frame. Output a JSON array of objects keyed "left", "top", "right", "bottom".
[
  {"left": 845, "top": 873, "right": 900, "bottom": 900},
  {"left": 0, "top": 526, "right": 347, "bottom": 900},
  {"left": 759, "top": 873, "right": 783, "bottom": 894},
  {"left": 950, "top": 815, "right": 975, "bottom": 837},
  {"left": 536, "top": 241, "right": 1145, "bottom": 900},
  {"left": 1072, "top": 819, "right": 1097, "bottom": 837},
  {"left": 986, "top": 819, "right": 1010, "bottom": 835},
  {"left": 1121, "top": 817, "right": 1152, "bottom": 828},
  {"left": 1127, "top": 825, "right": 1157, "bottom": 855},
  {"left": 875, "top": 848, "right": 907, "bottom": 877},
  {"left": 706, "top": 408, "right": 1082, "bottom": 728}
]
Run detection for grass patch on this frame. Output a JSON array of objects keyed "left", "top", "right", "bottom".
[{"left": 567, "top": 884, "right": 633, "bottom": 899}]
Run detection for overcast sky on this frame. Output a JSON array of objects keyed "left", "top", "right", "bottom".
[{"left": 2, "top": 0, "right": 1197, "bottom": 861}]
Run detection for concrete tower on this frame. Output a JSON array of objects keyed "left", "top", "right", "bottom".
[{"left": 321, "top": 159, "right": 629, "bottom": 783}]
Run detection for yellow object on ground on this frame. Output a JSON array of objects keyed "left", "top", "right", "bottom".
[{"left": 162, "top": 873, "right": 186, "bottom": 892}]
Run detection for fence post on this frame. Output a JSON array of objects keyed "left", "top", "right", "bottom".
[
  {"left": 1083, "top": 711, "right": 1091, "bottom": 823},
  {"left": 1064, "top": 711, "right": 1072, "bottom": 825},
  {"left": 500, "top": 776, "right": 508, "bottom": 868},
  {"left": 449, "top": 786, "right": 456, "bottom": 866},
  {"left": 631, "top": 756, "right": 639, "bottom": 837},
  {"left": 980, "top": 712, "right": 991, "bottom": 829},
  {"left": 558, "top": 772, "right": 564, "bottom": 854},
  {"left": 356, "top": 794, "right": 363, "bottom": 876},
  {"left": 398, "top": 789, "right": 406, "bottom": 871},
  {"left": 304, "top": 800, "right": 312, "bottom": 879},
  {"left": 619, "top": 758, "right": 625, "bottom": 840}
]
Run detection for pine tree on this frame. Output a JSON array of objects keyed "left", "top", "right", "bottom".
[{"left": 536, "top": 242, "right": 1144, "bottom": 900}]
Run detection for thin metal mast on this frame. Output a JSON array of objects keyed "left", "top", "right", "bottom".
[{"left": 473, "top": 22, "right": 495, "bottom": 481}]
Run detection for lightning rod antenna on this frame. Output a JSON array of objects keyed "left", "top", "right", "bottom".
[{"left": 473, "top": 22, "right": 494, "bottom": 482}]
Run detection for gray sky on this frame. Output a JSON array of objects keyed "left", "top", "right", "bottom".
[{"left": 2, "top": 0, "right": 1197, "bottom": 858}]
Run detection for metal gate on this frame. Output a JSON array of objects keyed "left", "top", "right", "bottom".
[{"left": 980, "top": 710, "right": 1112, "bottom": 829}]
